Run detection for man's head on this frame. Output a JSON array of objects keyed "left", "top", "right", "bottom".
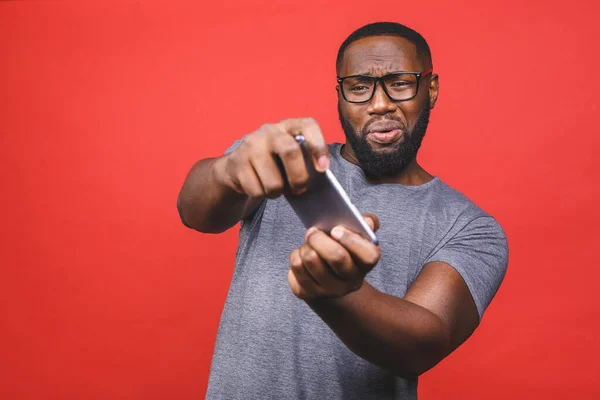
[{"left": 336, "top": 22, "right": 439, "bottom": 179}]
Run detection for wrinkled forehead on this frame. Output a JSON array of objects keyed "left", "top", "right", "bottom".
[{"left": 339, "top": 35, "right": 423, "bottom": 77}]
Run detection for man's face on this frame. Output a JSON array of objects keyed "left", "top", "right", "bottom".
[{"left": 337, "top": 35, "right": 438, "bottom": 178}]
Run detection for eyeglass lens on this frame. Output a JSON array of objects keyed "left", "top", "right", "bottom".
[{"left": 342, "top": 73, "right": 419, "bottom": 102}]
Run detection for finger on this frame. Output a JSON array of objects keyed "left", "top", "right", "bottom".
[
  {"left": 279, "top": 117, "right": 329, "bottom": 172},
  {"left": 237, "top": 163, "right": 265, "bottom": 198},
  {"left": 289, "top": 249, "right": 320, "bottom": 299},
  {"left": 270, "top": 129, "right": 310, "bottom": 194},
  {"left": 299, "top": 243, "right": 344, "bottom": 292},
  {"left": 306, "top": 230, "right": 359, "bottom": 281},
  {"left": 249, "top": 152, "right": 285, "bottom": 199},
  {"left": 363, "top": 213, "right": 380, "bottom": 232},
  {"left": 330, "top": 226, "right": 381, "bottom": 272}
]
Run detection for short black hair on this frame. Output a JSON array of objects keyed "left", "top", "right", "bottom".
[{"left": 336, "top": 22, "right": 432, "bottom": 75}]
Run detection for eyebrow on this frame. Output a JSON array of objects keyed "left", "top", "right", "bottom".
[{"left": 351, "top": 70, "right": 406, "bottom": 77}]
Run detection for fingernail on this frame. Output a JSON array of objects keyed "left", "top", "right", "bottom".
[
  {"left": 294, "top": 187, "right": 307, "bottom": 195},
  {"left": 317, "top": 155, "right": 329, "bottom": 171},
  {"left": 305, "top": 227, "right": 317, "bottom": 240},
  {"left": 331, "top": 226, "right": 343, "bottom": 240}
]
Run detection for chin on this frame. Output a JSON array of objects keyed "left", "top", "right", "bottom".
[{"left": 368, "top": 140, "right": 404, "bottom": 153}]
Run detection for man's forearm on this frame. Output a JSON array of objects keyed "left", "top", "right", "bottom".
[
  {"left": 177, "top": 156, "right": 249, "bottom": 233},
  {"left": 307, "top": 282, "right": 451, "bottom": 378}
]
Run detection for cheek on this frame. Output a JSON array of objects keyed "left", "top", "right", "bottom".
[
  {"left": 399, "top": 104, "right": 422, "bottom": 129},
  {"left": 404, "top": 91, "right": 430, "bottom": 126},
  {"left": 341, "top": 104, "right": 367, "bottom": 129}
]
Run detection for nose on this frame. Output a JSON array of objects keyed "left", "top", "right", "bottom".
[{"left": 367, "top": 82, "right": 397, "bottom": 115}]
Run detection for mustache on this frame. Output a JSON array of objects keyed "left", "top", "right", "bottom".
[{"left": 362, "top": 115, "right": 406, "bottom": 134}]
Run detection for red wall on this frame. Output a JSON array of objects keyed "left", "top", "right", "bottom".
[{"left": 1, "top": 1, "right": 599, "bottom": 398}]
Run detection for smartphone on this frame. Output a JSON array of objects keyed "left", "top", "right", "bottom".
[{"left": 280, "top": 135, "right": 378, "bottom": 245}]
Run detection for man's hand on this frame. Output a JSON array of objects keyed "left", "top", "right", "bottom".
[
  {"left": 288, "top": 214, "right": 381, "bottom": 300},
  {"left": 216, "top": 117, "right": 329, "bottom": 200}
]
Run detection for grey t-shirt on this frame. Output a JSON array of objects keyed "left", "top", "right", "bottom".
[{"left": 205, "top": 142, "right": 508, "bottom": 400}]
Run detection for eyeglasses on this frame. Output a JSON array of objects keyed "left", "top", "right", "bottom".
[{"left": 337, "top": 69, "right": 433, "bottom": 103}]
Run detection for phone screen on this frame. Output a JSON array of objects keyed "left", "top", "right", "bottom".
[{"left": 280, "top": 135, "right": 378, "bottom": 244}]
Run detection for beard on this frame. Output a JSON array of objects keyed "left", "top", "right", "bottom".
[{"left": 338, "top": 102, "right": 431, "bottom": 179}]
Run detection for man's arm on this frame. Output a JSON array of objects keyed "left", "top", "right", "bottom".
[
  {"left": 288, "top": 216, "right": 490, "bottom": 378},
  {"left": 177, "top": 156, "right": 261, "bottom": 233},
  {"left": 307, "top": 262, "right": 479, "bottom": 378}
]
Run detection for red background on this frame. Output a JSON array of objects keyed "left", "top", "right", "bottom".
[{"left": 1, "top": 1, "right": 599, "bottom": 399}]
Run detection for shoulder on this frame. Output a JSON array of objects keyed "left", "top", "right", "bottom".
[
  {"left": 421, "top": 178, "right": 508, "bottom": 255},
  {"left": 430, "top": 179, "right": 500, "bottom": 224},
  {"left": 327, "top": 142, "right": 344, "bottom": 165},
  {"left": 430, "top": 179, "right": 482, "bottom": 211}
]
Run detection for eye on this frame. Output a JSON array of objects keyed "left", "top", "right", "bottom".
[
  {"left": 390, "top": 81, "right": 411, "bottom": 87},
  {"left": 350, "top": 85, "right": 370, "bottom": 91}
]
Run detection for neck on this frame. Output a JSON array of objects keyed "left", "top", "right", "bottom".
[{"left": 340, "top": 143, "right": 434, "bottom": 185}]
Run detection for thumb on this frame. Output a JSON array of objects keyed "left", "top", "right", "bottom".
[{"left": 363, "top": 214, "right": 380, "bottom": 233}]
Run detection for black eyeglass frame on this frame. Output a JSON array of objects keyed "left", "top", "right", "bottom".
[{"left": 336, "top": 69, "right": 433, "bottom": 104}]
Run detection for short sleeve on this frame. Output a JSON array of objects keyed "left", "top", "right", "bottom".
[
  {"left": 424, "top": 216, "right": 509, "bottom": 319},
  {"left": 224, "top": 138, "right": 244, "bottom": 155}
]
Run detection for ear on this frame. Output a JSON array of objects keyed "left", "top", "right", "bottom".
[
  {"left": 335, "top": 85, "right": 341, "bottom": 96},
  {"left": 429, "top": 74, "right": 439, "bottom": 109}
]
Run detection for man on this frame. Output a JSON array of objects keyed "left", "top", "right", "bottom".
[{"left": 178, "top": 22, "right": 508, "bottom": 400}]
